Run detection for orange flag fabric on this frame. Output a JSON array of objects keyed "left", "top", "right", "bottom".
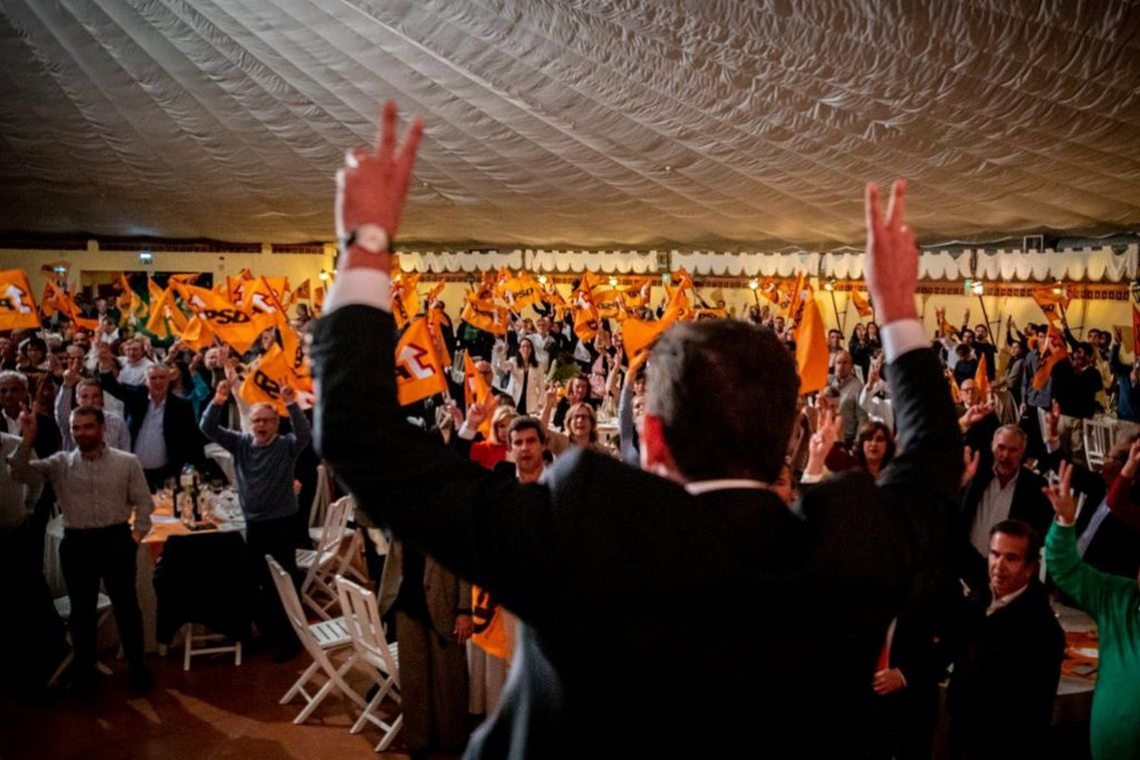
[
  {"left": 42, "top": 279, "right": 99, "bottom": 331},
  {"left": 974, "top": 354, "right": 990, "bottom": 398},
  {"left": 781, "top": 272, "right": 805, "bottom": 320},
  {"left": 850, "top": 290, "right": 873, "bottom": 318},
  {"left": 461, "top": 293, "right": 510, "bottom": 336},
  {"left": 179, "top": 316, "right": 215, "bottom": 351},
  {"left": 237, "top": 343, "right": 293, "bottom": 416},
  {"left": 395, "top": 317, "right": 449, "bottom": 406},
  {"left": 571, "top": 282, "right": 601, "bottom": 344},
  {"left": 499, "top": 272, "right": 544, "bottom": 313},
  {"left": 175, "top": 282, "right": 267, "bottom": 354},
  {"left": 470, "top": 586, "right": 512, "bottom": 659},
  {"left": 794, "top": 288, "right": 830, "bottom": 395},
  {"left": 144, "top": 279, "right": 189, "bottom": 338},
  {"left": 0, "top": 269, "right": 41, "bottom": 330},
  {"left": 391, "top": 273, "right": 422, "bottom": 329},
  {"left": 1031, "top": 327, "right": 1068, "bottom": 390},
  {"left": 1031, "top": 283, "right": 1070, "bottom": 326}
]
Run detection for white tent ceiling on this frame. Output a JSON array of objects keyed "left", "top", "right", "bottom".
[{"left": 1, "top": 0, "right": 1139, "bottom": 250}]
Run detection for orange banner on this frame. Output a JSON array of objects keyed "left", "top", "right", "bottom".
[
  {"left": 396, "top": 317, "right": 449, "bottom": 405},
  {"left": 0, "top": 269, "right": 41, "bottom": 331}
]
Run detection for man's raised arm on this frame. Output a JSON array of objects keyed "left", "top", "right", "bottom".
[
  {"left": 864, "top": 181, "right": 963, "bottom": 533},
  {"left": 311, "top": 103, "right": 558, "bottom": 615}
]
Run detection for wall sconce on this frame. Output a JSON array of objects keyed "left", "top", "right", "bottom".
[
  {"left": 318, "top": 269, "right": 331, "bottom": 282},
  {"left": 748, "top": 278, "right": 759, "bottom": 291}
]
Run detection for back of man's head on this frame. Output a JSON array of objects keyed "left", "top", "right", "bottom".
[{"left": 646, "top": 320, "right": 798, "bottom": 482}]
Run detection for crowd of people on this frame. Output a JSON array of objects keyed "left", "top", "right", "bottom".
[{"left": 2, "top": 108, "right": 1139, "bottom": 759}]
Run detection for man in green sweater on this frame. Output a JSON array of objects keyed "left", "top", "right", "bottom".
[{"left": 1044, "top": 460, "right": 1140, "bottom": 759}]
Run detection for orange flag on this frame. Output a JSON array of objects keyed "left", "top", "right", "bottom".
[
  {"left": 144, "top": 279, "right": 189, "bottom": 338},
  {"left": 391, "top": 273, "right": 422, "bottom": 329},
  {"left": 620, "top": 278, "right": 653, "bottom": 310},
  {"left": 1031, "top": 283, "right": 1070, "bottom": 327},
  {"left": 460, "top": 293, "right": 510, "bottom": 336},
  {"left": 42, "top": 279, "right": 98, "bottom": 331},
  {"left": 499, "top": 271, "right": 544, "bottom": 313},
  {"left": 237, "top": 343, "right": 292, "bottom": 415},
  {"left": 622, "top": 316, "right": 672, "bottom": 370},
  {"left": 0, "top": 269, "right": 41, "bottom": 330},
  {"left": 427, "top": 307, "right": 453, "bottom": 368},
  {"left": 293, "top": 279, "right": 311, "bottom": 301},
  {"left": 850, "top": 290, "right": 873, "bottom": 318},
  {"left": 396, "top": 317, "right": 449, "bottom": 405},
  {"left": 463, "top": 351, "right": 497, "bottom": 436},
  {"left": 179, "top": 316, "right": 215, "bottom": 351},
  {"left": 571, "top": 282, "right": 601, "bottom": 343},
  {"left": 781, "top": 272, "right": 805, "bottom": 320},
  {"left": 275, "top": 310, "right": 313, "bottom": 392},
  {"left": 794, "top": 288, "right": 830, "bottom": 395},
  {"left": 175, "top": 282, "right": 267, "bottom": 354},
  {"left": 974, "top": 354, "right": 990, "bottom": 398},
  {"left": 1031, "top": 326, "right": 1068, "bottom": 390},
  {"left": 592, "top": 288, "right": 626, "bottom": 320}
]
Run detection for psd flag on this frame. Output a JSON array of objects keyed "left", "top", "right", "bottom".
[
  {"left": 1031, "top": 283, "right": 1070, "bottom": 326},
  {"left": 571, "top": 281, "right": 601, "bottom": 343},
  {"left": 396, "top": 317, "right": 449, "bottom": 405},
  {"left": 237, "top": 343, "right": 294, "bottom": 415},
  {"left": 175, "top": 282, "right": 267, "bottom": 354},
  {"left": 0, "top": 269, "right": 40, "bottom": 330},
  {"left": 391, "top": 273, "right": 422, "bottom": 329},
  {"left": 1031, "top": 326, "right": 1068, "bottom": 390},
  {"left": 461, "top": 293, "right": 510, "bottom": 336},
  {"left": 499, "top": 271, "right": 544, "bottom": 313}
]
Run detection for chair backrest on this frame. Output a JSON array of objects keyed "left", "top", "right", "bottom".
[
  {"left": 309, "top": 464, "right": 333, "bottom": 528},
  {"left": 335, "top": 576, "right": 399, "bottom": 678},
  {"left": 266, "top": 555, "right": 316, "bottom": 644},
  {"left": 316, "top": 495, "right": 354, "bottom": 556},
  {"left": 1083, "top": 418, "right": 1114, "bottom": 470}
]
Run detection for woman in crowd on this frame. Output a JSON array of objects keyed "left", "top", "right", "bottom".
[
  {"left": 494, "top": 336, "right": 546, "bottom": 415},
  {"left": 853, "top": 420, "right": 896, "bottom": 478},
  {"left": 849, "top": 323, "right": 875, "bottom": 380},
  {"left": 543, "top": 399, "right": 610, "bottom": 458}
]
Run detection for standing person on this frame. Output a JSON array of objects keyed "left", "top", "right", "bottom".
[
  {"left": 56, "top": 371, "right": 130, "bottom": 452},
  {"left": 312, "top": 104, "right": 960, "bottom": 757},
  {"left": 944, "top": 519, "right": 1064, "bottom": 758},
  {"left": 98, "top": 360, "right": 206, "bottom": 490},
  {"left": 1, "top": 370, "right": 62, "bottom": 566},
  {"left": 9, "top": 406, "right": 154, "bottom": 695},
  {"left": 493, "top": 335, "right": 546, "bottom": 415},
  {"left": 1044, "top": 462, "right": 1140, "bottom": 760},
  {"left": 830, "top": 349, "right": 868, "bottom": 446},
  {"left": 200, "top": 381, "right": 310, "bottom": 660}
]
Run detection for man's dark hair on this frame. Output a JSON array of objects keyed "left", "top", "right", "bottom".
[
  {"left": 990, "top": 519, "right": 1043, "bottom": 563},
  {"left": 19, "top": 336, "right": 47, "bottom": 354},
  {"left": 647, "top": 320, "right": 798, "bottom": 482},
  {"left": 508, "top": 415, "right": 546, "bottom": 445},
  {"left": 1076, "top": 341, "right": 1095, "bottom": 357},
  {"left": 71, "top": 404, "right": 105, "bottom": 425}
]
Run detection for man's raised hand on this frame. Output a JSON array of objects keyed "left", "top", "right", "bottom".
[
  {"left": 336, "top": 101, "right": 425, "bottom": 271},
  {"left": 864, "top": 179, "right": 919, "bottom": 325},
  {"left": 1042, "top": 460, "right": 1077, "bottom": 525}
]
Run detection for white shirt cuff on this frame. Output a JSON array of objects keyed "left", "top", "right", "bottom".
[
  {"left": 881, "top": 319, "right": 927, "bottom": 364},
  {"left": 1055, "top": 515, "right": 1076, "bottom": 528},
  {"left": 457, "top": 423, "right": 478, "bottom": 440},
  {"left": 324, "top": 268, "right": 391, "bottom": 314},
  {"left": 800, "top": 471, "right": 824, "bottom": 484},
  {"left": 1045, "top": 438, "right": 1061, "bottom": 454}
]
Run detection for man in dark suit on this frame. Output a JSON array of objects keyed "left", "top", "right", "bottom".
[
  {"left": 956, "top": 424, "right": 1053, "bottom": 592},
  {"left": 311, "top": 104, "right": 961, "bottom": 756},
  {"left": 945, "top": 519, "right": 1065, "bottom": 759},
  {"left": 97, "top": 361, "right": 205, "bottom": 490}
]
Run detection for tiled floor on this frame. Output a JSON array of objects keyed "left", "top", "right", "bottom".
[{"left": 0, "top": 646, "right": 461, "bottom": 760}]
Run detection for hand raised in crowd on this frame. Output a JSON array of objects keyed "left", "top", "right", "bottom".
[
  {"left": 1114, "top": 326, "right": 1124, "bottom": 347},
  {"left": 18, "top": 405, "right": 37, "bottom": 441},
  {"left": 544, "top": 385, "right": 558, "bottom": 410},
  {"left": 466, "top": 402, "right": 489, "bottom": 431},
  {"left": 872, "top": 667, "right": 906, "bottom": 696},
  {"left": 805, "top": 409, "right": 842, "bottom": 477},
  {"left": 959, "top": 401, "right": 994, "bottom": 432},
  {"left": 336, "top": 101, "right": 425, "bottom": 271},
  {"left": 1042, "top": 459, "right": 1077, "bottom": 525},
  {"left": 445, "top": 401, "right": 464, "bottom": 429},
  {"left": 864, "top": 179, "right": 918, "bottom": 325},
  {"left": 1044, "top": 399, "right": 1062, "bottom": 443},
  {"left": 280, "top": 385, "right": 297, "bottom": 406},
  {"left": 62, "top": 361, "right": 82, "bottom": 388},
  {"left": 961, "top": 446, "right": 980, "bottom": 487},
  {"left": 454, "top": 614, "right": 474, "bottom": 644},
  {"left": 1120, "top": 439, "right": 1140, "bottom": 479}
]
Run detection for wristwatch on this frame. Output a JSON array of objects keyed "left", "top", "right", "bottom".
[{"left": 345, "top": 224, "right": 390, "bottom": 255}]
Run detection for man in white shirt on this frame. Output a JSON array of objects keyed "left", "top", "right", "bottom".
[{"left": 113, "top": 339, "right": 154, "bottom": 386}]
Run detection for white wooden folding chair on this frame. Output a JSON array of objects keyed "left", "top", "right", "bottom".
[
  {"left": 297, "top": 496, "right": 353, "bottom": 620},
  {"left": 266, "top": 556, "right": 368, "bottom": 723},
  {"left": 308, "top": 463, "right": 333, "bottom": 533},
  {"left": 1082, "top": 416, "right": 1115, "bottom": 471},
  {"left": 335, "top": 576, "right": 402, "bottom": 752},
  {"left": 182, "top": 624, "right": 242, "bottom": 671}
]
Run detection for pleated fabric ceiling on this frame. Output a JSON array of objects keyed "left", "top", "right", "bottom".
[{"left": 1, "top": 0, "right": 1139, "bottom": 249}]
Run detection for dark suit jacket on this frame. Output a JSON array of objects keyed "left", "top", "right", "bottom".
[
  {"left": 312, "top": 305, "right": 962, "bottom": 758},
  {"left": 945, "top": 581, "right": 1065, "bottom": 757},
  {"left": 97, "top": 372, "right": 205, "bottom": 472},
  {"left": 956, "top": 466, "right": 1053, "bottom": 591}
]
